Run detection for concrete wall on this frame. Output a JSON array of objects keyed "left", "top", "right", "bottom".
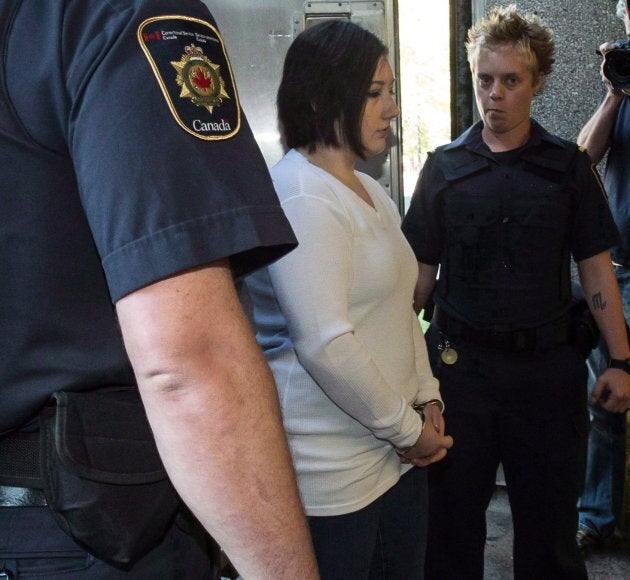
[{"left": 473, "top": 0, "right": 624, "bottom": 141}]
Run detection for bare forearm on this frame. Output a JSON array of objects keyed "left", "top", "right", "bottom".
[
  {"left": 578, "top": 252, "right": 630, "bottom": 359},
  {"left": 413, "top": 262, "right": 438, "bottom": 314},
  {"left": 142, "top": 361, "right": 316, "bottom": 579},
  {"left": 117, "top": 264, "right": 318, "bottom": 579},
  {"left": 577, "top": 93, "right": 622, "bottom": 163}
]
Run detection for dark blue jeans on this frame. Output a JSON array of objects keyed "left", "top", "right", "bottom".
[
  {"left": 308, "top": 467, "right": 428, "bottom": 580},
  {"left": 425, "top": 325, "right": 589, "bottom": 580},
  {"left": 0, "top": 505, "right": 219, "bottom": 579},
  {"left": 578, "top": 265, "right": 629, "bottom": 540}
]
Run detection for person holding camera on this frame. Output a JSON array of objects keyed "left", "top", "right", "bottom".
[
  {"left": 402, "top": 5, "right": 630, "bottom": 579},
  {"left": 575, "top": 0, "right": 630, "bottom": 552}
]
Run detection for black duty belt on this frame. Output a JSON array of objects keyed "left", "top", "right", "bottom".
[
  {"left": 434, "top": 308, "right": 574, "bottom": 352},
  {"left": 0, "top": 431, "right": 46, "bottom": 507}
]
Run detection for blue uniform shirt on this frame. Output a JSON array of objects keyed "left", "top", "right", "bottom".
[
  {"left": 603, "top": 95, "right": 630, "bottom": 267},
  {"left": 0, "top": 0, "right": 297, "bottom": 434}
]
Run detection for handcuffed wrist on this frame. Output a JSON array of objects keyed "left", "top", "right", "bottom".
[
  {"left": 413, "top": 398, "right": 444, "bottom": 413},
  {"left": 396, "top": 403, "right": 426, "bottom": 456}
]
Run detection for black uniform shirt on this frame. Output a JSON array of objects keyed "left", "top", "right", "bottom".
[
  {"left": 402, "top": 120, "right": 620, "bottom": 328},
  {"left": 0, "top": 0, "right": 297, "bottom": 434}
]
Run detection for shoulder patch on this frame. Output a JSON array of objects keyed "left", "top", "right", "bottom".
[{"left": 138, "top": 16, "right": 241, "bottom": 140}]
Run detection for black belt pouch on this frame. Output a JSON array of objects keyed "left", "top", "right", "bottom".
[{"left": 39, "top": 387, "right": 180, "bottom": 569}]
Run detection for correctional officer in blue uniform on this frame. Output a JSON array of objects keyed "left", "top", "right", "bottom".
[
  {"left": 0, "top": 1, "right": 319, "bottom": 578},
  {"left": 402, "top": 6, "right": 630, "bottom": 580}
]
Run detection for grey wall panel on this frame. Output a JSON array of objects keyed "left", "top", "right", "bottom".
[
  {"left": 204, "top": 0, "right": 403, "bottom": 209},
  {"left": 203, "top": 0, "right": 302, "bottom": 167}
]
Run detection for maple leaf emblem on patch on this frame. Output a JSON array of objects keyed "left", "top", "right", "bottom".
[{"left": 171, "top": 44, "right": 230, "bottom": 113}]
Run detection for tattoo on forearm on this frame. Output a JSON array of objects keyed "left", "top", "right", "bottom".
[{"left": 591, "top": 292, "right": 607, "bottom": 311}]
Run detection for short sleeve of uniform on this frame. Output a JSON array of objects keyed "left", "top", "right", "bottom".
[
  {"left": 569, "top": 148, "right": 621, "bottom": 262},
  {"left": 401, "top": 152, "right": 446, "bottom": 265},
  {"left": 10, "top": 0, "right": 296, "bottom": 302}
]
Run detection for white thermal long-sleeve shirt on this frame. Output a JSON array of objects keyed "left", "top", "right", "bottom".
[{"left": 245, "top": 149, "right": 440, "bottom": 516}]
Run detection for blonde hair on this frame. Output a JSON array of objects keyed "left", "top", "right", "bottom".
[{"left": 466, "top": 4, "right": 554, "bottom": 83}]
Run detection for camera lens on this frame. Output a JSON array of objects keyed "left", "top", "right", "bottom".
[{"left": 603, "top": 48, "right": 630, "bottom": 89}]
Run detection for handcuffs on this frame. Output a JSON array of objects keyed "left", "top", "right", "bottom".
[{"left": 396, "top": 399, "right": 444, "bottom": 457}]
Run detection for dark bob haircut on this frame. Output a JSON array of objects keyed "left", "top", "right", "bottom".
[{"left": 277, "top": 20, "right": 388, "bottom": 159}]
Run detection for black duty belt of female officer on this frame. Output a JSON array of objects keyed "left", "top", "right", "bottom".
[{"left": 434, "top": 308, "right": 573, "bottom": 352}]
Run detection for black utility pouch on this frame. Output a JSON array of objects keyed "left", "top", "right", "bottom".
[{"left": 39, "top": 387, "right": 180, "bottom": 568}]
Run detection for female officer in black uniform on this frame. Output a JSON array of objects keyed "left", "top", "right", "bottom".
[{"left": 402, "top": 6, "right": 630, "bottom": 579}]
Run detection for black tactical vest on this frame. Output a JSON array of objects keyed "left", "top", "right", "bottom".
[{"left": 433, "top": 139, "right": 578, "bottom": 328}]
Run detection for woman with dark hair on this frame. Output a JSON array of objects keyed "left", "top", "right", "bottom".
[{"left": 245, "top": 20, "right": 452, "bottom": 579}]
